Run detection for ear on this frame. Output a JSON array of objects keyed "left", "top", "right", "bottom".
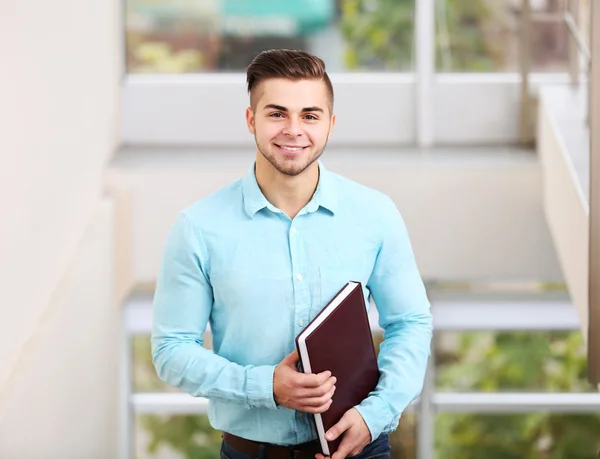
[
  {"left": 327, "top": 113, "right": 336, "bottom": 140},
  {"left": 246, "top": 107, "right": 255, "bottom": 134}
]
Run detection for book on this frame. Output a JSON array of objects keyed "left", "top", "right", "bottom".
[{"left": 295, "top": 281, "right": 380, "bottom": 456}]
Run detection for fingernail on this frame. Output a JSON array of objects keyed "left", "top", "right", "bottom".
[{"left": 326, "top": 432, "right": 333, "bottom": 440}]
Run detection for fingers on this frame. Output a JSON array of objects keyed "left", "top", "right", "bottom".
[
  {"left": 331, "top": 436, "right": 356, "bottom": 459},
  {"left": 293, "top": 383, "right": 335, "bottom": 413},
  {"left": 302, "top": 384, "right": 336, "bottom": 407},
  {"left": 325, "top": 411, "right": 352, "bottom": 442},
  {"left": 331, "top": 446, "right": 351, "bottom": 459},
  {"left": 298, "top": 370, "right": 333, "bottom": 387},
  {"left": 297, "top": 376, "right": 336, "bottom": 398},
  {"left": 303, "top": 398, "right": 333, "bottom": 414},
  {"left": 293, "top": 373, "right": 336, "bottom": 413},
  {"left": 274, "top": 352, "right": 337, "bottom": 412}
]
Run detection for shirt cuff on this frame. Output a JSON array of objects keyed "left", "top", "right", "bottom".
[
  {"left": 246, "top": 365, "right": 278, "bottom": 409},
  {"left": 354, "top": 395, "right": 399, "bottom": 442}
]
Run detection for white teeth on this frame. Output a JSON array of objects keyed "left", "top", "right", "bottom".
[{"left": 279, "top": 146, "right": 304, "bottom": 152}]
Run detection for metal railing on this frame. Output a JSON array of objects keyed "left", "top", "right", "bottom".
[
  {"left": 588, "top": 0, "right": 600, "bottom": 386},
  {"left": 519, "top": 0, "right": 599, "bottom": 385},
  {"left": 120, "top": 289, "right": 600, "bottom": 459},
  {"left": 560, "top": 0, "right": 600, "bottom": 387},
  {"left": 519, "top": 0, "right": 591, "bottom": 141}
]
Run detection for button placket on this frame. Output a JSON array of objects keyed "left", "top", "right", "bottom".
[{"left": 289, "top": 221, "right": 309, "bottom": 337}]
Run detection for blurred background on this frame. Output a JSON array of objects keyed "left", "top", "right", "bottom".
[{"left": 1, "top": 0, "right": 599, "bottom": 458}]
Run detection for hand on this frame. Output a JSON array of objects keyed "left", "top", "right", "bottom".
[
  {"left": 273, "top": 349, "right": 336, "bottom": 413},
  {"left": 315, "top": 408, "right": 371, "bottom": 459}
]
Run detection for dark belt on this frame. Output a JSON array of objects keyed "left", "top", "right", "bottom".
[{"left": 222, "top": 432, "right": 322, "bottom": 459}]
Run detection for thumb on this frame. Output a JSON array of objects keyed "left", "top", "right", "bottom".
[
  {"left": 283, "top": 349, "right": 300, "bottom": 366},
  {"left": 325, "top": 410, "right": 352, "bottom": 441}
]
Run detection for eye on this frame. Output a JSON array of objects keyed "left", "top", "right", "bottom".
[
  {"left": 269, "top": 112, "right": 284, "bottom": 118},
  {"left": 304, "top": 114, "right": 319, "bottom": 120}
]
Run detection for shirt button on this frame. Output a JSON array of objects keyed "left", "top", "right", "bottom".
[
  {"left": 299, "top": 319, "right": 305, "bottom": 327},
  {"left": 296, "top": 273, "right": 303, "bottom": 281},
  {"left": 291, "top": 227, "right": 297, "bottom": 235}
]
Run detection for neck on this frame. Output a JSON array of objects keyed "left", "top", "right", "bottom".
[{"left": 254, "top": 156, "right": 320, "bottom": 219}]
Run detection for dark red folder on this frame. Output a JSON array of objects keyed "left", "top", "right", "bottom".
[{"left": 295, "top": 281, "right": 380, "bottom": 456}]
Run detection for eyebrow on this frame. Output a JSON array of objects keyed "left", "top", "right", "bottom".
[{"left": 263, "top": 104, "right": 324, "bottom": 113}]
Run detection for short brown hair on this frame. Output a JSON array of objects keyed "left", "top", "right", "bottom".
[{"left": 246, "top": 49, "right": 334, "bottom": 112}]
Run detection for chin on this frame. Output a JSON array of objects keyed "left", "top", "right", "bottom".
[{"left": 270, "top": 155, "right": 312, "bottom": 176}]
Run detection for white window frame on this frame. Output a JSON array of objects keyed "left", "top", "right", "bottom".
[{"left": 120, "top": 0, "right": 579, "bottom": 149}]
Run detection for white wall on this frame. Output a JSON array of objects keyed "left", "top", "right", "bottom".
[
  {"left": 0, "top": 0, "right": 121, "bottom": 454},
  {"left": 0, "top": 199, "right": 119, "bottom": 459},
  {"left": 122, "top": 74, "right": 573, "bottom": 146},
  {"left": 107, "top": 147, "right": 563, "bottom": 284},
  {"left": 537, "top": 86, "right": 590, "bottom": 336}
]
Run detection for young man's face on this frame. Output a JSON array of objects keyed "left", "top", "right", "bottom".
[{"left": 246, "top": 78, "right": 336, "bottom": 177}]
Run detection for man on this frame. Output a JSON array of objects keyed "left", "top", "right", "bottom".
[{"left": 152, "top": 49, "right": 432, "bottom": 459}]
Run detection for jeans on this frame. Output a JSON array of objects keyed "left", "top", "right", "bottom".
[{"left": 220, "top": 434, "right": 392, "bottom": 459}]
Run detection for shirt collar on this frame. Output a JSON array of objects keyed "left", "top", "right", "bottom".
[{"left": 241, "top": 161, "right": 338, "bottom": 218}]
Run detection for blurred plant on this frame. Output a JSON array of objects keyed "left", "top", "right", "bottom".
[
  {"left": 134, "top": 327, "right": 600, "bottom": 459},
  {"left": 434, "top": 331, "right": 600, "bottom": 459},
  {"left": 139, "top": 414, "right": 223, "bottom": 459},
  {"left": 339, "top": 0, "right": 415, "bottom": 70},
  {"left": 134, "top": 332, "right": 417, "bottom": 459},
  {"left": 338, "top": 0, "right": 511, "bottom": 71},
  {"left": 128, "top": 36, "right": 204, "bottom": 73}
]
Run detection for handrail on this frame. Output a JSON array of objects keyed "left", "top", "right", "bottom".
[
  {"left": 518, "top": 0, "right": 590, "bottom": 143},
  {"left": 564, "top": 10, "right": 591, "bottom": 63},
  {"left": 558, "top": 0, "right": 599, "bottom": 385},
  {"left": 588, "top": 0, "right": 600, "bottom": 386},
  {"left": 519, "top": 0, "right": 599, "bottom": 385}
]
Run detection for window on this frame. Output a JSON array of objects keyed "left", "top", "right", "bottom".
[
  {"left": 435, "top": 414, "right": 600, "bottom": 458},
  {"left": 132, "top": 331, "right": 418, "bottom": 459},
  {"left": 135, "top": 414, "right": 223, "bottom": 459},
  {"left": 435, "top": 0, "right": 569, "bottom": 72},
  {"left": 435, "top": 330, "right": 595, "bottom": 393},
  {"left": 432, "top": 330, "right": 600, "bottom": 458},
  {"left": 125, "top": 0, "right": 417, "bottom": 74},
  {"left": 122, "top": 0, "right": 579, "bottom": 148}
]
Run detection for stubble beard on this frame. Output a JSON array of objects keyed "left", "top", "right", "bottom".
[{"left": 255, "top": 136, "right": 328, "bottom": 177}]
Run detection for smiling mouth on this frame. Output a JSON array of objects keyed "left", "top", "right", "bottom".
[{"left": 275, "top": 144, "right": 309, "bottom": 152}]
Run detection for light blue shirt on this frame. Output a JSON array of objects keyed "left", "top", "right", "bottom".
[{"left": 151, "top": 161, "right": 433, "bottom": 445}]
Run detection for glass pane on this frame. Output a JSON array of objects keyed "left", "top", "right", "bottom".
[
  {"left": 133, "top": 330, "right": 416, "bottom": 458},
  {"left": 435, "top": 0, "right": 569, "bottom": 72},
  {"left": 125, "top": 0, "right": 416, "bottom": 73},
  {"left": 434, "top": 331, "right": 596, "bottom": 392},
  {"left": 135, "top": 414, "right": 223, "bottom": 459},
  {"left": 435, "top": 414, "right": 600, "bottom": 459},
  {"left": 390, "top": 410, "right": 418, "bottom": 459},
  {"left": 135, "top": 413, "right": 417, "bottom": 459}
]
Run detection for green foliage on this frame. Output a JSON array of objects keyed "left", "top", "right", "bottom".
[
  {"left": 339, "top": 0, "right": 415, "bottom": 70},
  {"left": 434, "top": 331, "right": 600, "bottom": 459},
  {"left": 338, "top": 0, "right": 510, "bottom": 71},
  {"left": 139, "top": 414, "right": 223, "bottom": 459},
  {"left": 133, "top": 334, "right": 223, "bottom": 459},
  {"left": 435, "top": 0, "right": 499, "bottom": 71},
  {"left": 135, "top": 328, "right": 600, "bottom": 459}
]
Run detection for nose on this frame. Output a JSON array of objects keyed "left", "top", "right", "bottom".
[{"left": 282, "top": 118, "right": 302, "bottom": 137}]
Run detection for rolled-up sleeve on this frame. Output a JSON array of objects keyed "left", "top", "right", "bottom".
[
  {"left": 355, "top": 197, "right": 433, "bottom": 440},
  {"left": 151, "top": 212, "right": 277, "bottom": 409}
]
